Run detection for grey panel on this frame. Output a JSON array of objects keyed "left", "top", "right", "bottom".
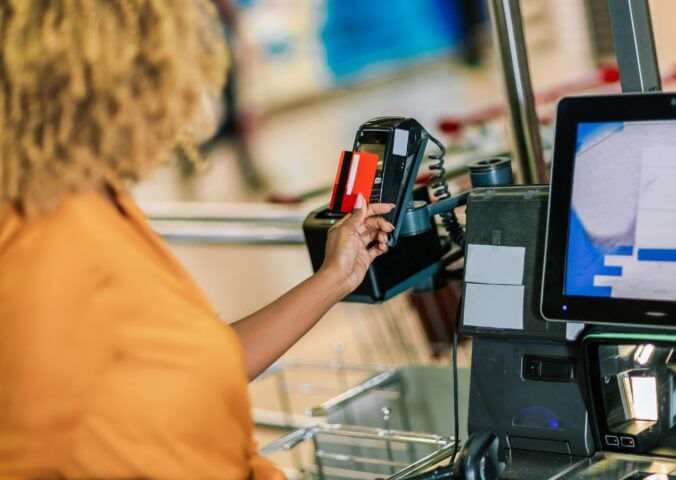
[{"left": 462, "top": 185, "right": 568, "bottom": 341}]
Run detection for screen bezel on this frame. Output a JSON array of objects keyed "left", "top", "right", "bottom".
[{"left": 541, "top": 93, "right": 676, "bottom": 328}]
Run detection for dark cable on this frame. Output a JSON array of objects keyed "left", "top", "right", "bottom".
[
  {"left": 425, "top": 133, "right": 463, "bottom": 468},
  {"left": 449, "top": 294, "right": 462, "bottom": 468},
  {"left": 426, "top": 134, "right": 465, "bottom": 248}
]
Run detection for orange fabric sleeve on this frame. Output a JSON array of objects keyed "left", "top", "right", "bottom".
[
  {"left": 0, "top": 194, "right": 285, "bottom": 479},
  {"left": 0, "top": 205, "right": 117, "bottom": 477}
]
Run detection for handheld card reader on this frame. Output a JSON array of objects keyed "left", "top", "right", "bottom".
[
  {"left": 304, "top": 117, "right": 444, "bottom": 303},
  {"left": 328, "top": 117, "right": 429, "bottom": 246},
  {"left": 303, "top": 116, "right": 462, "bottom": 303}
]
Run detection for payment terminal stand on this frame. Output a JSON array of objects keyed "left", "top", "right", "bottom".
[{"left": 459, "top": 185, "right": 595, "bottom": 479}]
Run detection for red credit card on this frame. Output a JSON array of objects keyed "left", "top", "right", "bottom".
[{"left": 329, "top": 150, "right": 379, "bottom": 213}]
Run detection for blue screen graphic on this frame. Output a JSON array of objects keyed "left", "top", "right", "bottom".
[{"left": 564, "top": 120, "right": 676, "bottom": 301}]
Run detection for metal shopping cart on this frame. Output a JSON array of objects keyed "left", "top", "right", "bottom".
[
  {"left": 260, "top": 423, "right": 458, "bottom": 480},
  {"left": 260, "top": 365, "right": 470, "bottom": 479}
]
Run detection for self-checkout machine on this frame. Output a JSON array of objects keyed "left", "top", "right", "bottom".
[
  {"left": 459, "top": 99, "right": 676, "bottom": 478},
  {"left": 455, "top": 1, "right": 676, "bottom": 479}
]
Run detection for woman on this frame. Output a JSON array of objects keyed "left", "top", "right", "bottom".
[{"left": 0, "top": 1, "right": 393, "bottom": 478}]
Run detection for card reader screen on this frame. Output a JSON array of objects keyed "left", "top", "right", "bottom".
[
  {"left": 356, "top": 130, "right": 389, "bottom": 205},
  {"left": 564, "top": 120, "right": 676, "bottom": 301},
  {"left": 358, "top": 143, "right": 386, "bottom": 170}
]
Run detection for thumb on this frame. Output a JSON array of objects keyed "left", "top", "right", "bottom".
[
  {"left": 349, "top": 194, "right": 366, "bottom": 222},
  {"left": 354, "top": 193, "right": 365, "bottom": 211}
]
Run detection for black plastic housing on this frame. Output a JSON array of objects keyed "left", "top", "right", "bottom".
[
  {"left": 352, "top": 117, "right": 428, "bottom": 247},
  {"left": 303, "top": 206, "right": 443, "bottom": 303}
]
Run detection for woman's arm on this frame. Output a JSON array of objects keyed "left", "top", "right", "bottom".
[{"left": 231, "top": 196, "right": 394, "bottom": 380}]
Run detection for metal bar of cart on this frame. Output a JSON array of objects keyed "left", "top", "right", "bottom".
[
  {"left": 260, "top": 424, "right": 459, "bottom": 480},
  {"left": 149, "top": 220, "right": 304, "bottom": 245},
  {"left": 316, "top": 426, "right": 451, "bottom": 446},
  {"left": 259, "top": 426, "right": 315, "bottom": 456},
  {"left": 262, "top": 424, "right": 454, "bottom": 453},
  {"left": 254, "top": 360, "right": 401, "bottom": 431},
  {"left": 316, "top": 451, "right": 408, "bottom": 469},
  {"left": 306, "top": 370, "right": 402, "bottom": 418},
  {"left": 259, "top": 359, "right": 392, "bottom": 379},
  {"left": 385, "top": 441, "right": 459, "bottom": 480},
  {"left": 140, "top": 201, "right": 307, "bottom": 223}
]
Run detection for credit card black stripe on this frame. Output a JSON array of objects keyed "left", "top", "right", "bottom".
[{"left": 333, "top": 151, "right": 353, "bottom": 211}]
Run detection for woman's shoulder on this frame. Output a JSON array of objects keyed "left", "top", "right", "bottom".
[
  {"left": 0, "top": 190, "right": 210, "bottom": 319},
  {"left": 0, "top": 193, "right": 141, "bottom": 286}
]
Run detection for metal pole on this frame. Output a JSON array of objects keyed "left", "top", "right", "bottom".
[
  {"left": 488, "top": 0, "right": 546, "bottom": 184},
  {"left": 608, "top": 0, "right": 661, "bottom": 93}
]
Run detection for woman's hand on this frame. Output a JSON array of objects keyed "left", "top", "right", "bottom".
[{"left": 320, "top": 194, "right": 395, "bottom": 296}]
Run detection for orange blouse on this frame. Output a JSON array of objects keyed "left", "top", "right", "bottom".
[{"left": 0, "top": 192, "right": 284, "bottom": 479}]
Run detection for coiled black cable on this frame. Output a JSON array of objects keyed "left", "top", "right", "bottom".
[{"left": 427, "top": 134, "right": 465, "bottom": 248}]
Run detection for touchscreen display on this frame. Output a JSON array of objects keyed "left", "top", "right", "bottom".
[
  {"left": 356, "top": 132, "right": 388, "bottom": 205},
  {"left": 565, "top": 120, "right": 676, "bottom": 301}
]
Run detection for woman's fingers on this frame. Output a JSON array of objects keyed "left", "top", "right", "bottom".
[
  {"left": 368, "top": 241, "right": 389, "bottom": 261},
  {"left": 364, "top": 216, "right": 394, "bottom": 233},
  {"left": 349, "top": 200, "right": 394, "bottom": 224},
  {"left": 359, "top": 229, "right": 389, "bottom": 247},
  {"left": 366, "top": 203, "right": 395, "bottom": 217},
  {"left": 340, "top": 196, "right": 395, "bottom": 243},
  {"left": 348, "top": 203, "right": 394, "bottom": 232},
  {"left": 355, "top": 217, "right": 394, "bottom": 237}
]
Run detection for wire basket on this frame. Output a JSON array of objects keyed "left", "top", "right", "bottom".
[{"left": 260, "top": 423, "right": 458, "bottom": 480}]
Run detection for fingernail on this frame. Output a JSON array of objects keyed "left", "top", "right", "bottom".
[
  {"left": 355, "top": 194, "right": 365, "bottom": 209},
  {"left": 387, "top": 223, "right": 394, "bottom": 231}
]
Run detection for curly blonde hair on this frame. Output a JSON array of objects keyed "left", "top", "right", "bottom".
[{"left": 0, "top": 0, "right": 227, "bottom": 216}]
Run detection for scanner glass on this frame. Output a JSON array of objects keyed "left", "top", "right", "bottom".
[{"left": 588, "top": 338, "right": 676, "bottom": 457}]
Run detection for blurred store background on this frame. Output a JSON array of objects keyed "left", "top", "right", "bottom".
[{"left": 132, "top": 0, "right": 676, "bottom": 470}]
